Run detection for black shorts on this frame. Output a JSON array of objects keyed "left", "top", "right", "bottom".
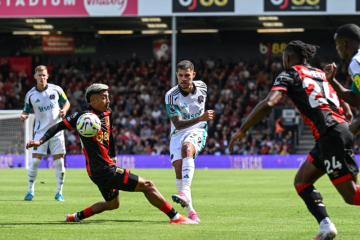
[
  {"left": 308, "top": 123, "right": 359, "bottom": 185},
  {"left": 90, "top": 167, "right": 139, "bottom": 202}
]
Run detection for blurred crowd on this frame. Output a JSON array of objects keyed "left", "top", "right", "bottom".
[{"left": 2, "top": 54, "right": 360, "bottom": 155}]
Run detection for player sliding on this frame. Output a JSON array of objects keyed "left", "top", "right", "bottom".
[
  {"left": 21, "top": 65, "right": 70, "bottom": 201},
  {"left": 229, "top": 41, "right": 357, "bottom": 240},
  {"left": 324, "top": 23, "right": 360, "bottom": 134},
  {"left": 26, "top": 83, "right": 197, "bottom": 224},
  {"left": 165, "top": 60, "right": 213, "bottom": 222}
]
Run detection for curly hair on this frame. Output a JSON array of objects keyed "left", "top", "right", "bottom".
[{"left": 285, "top": 40, "right": 319, "bottom": 61}]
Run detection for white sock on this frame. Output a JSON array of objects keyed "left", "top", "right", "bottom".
[
  {"left": 28, "top": 158, "right": 41, "bottom": 192},
  {"left": 176, "top": 178, "right": 182, "bottom": 192},
  {"left": 172, "top": 213, "right": 180, "bottom": 220},
  {"left": 54, "top": 158, "right": 65, "bottom": 194},
  {"left": 182, "top": 157, "right": 195, "bottom": 214}
]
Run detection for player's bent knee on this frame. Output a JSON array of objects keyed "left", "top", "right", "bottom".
[{"left": 181, "top": 144, "right": 194, "bottom": 157}]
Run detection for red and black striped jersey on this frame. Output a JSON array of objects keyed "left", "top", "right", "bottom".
[
  {"left": 63, "top": 106, "right": 116, "bottom": 176},
  {"left": 271, "top": 64, "right": 348, "bottom": 140}
]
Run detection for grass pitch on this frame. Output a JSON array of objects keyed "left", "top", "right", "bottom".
[{"left": 0, "top": 168, "right": 359, "bottom": 240}]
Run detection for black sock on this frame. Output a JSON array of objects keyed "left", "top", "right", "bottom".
[
  {"left": 299, "top": 185, "right": 329, "bottom": 224},
  {"left": 76, "top": 210, "right": 86, "bottom": 220},
  {"left": 166, "top": 208, "right": 178, "bottom": 219}
]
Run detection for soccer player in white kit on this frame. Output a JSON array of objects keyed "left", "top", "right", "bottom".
[
  {"left": 165, "top": 60, "right": 214, "bottom": 222},
  {"left": 21, "top": 65, "right": 70, "bottom": 201}
]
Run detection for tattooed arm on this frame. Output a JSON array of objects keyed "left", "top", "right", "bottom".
[{"left": 170, "top": 110, "right": 214, "bottom": 131}]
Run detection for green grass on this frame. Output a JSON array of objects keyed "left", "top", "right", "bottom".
[{"left": 0, "top": 169, "right": 359, "bottom": 240}]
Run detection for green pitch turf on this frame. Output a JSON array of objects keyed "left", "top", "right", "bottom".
[{"left": 0, "top": 169, "right": 359, "bottom": 240}]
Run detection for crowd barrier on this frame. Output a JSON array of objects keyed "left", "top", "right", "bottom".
[{"left": 2, "top": 154, "right": 360, "bottom": 169}]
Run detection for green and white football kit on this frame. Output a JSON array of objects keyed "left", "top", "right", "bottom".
[
  {"left": 165, "top": 80, "right": 208, "bottom": 163},
  {"left": 23, "top": 84, "right": 67, "bottom": 155}
]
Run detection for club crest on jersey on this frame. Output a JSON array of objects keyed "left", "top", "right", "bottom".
[
  {"left": 49, "top": 94, "right": 55, "bottom": 100},
  {"left": 198, "top": 96, "right": 204, "bottom": 104}
]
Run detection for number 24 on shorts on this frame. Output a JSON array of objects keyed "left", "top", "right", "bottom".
[{"left": 324, "top": 156, "right": 342, "bottom": 174}]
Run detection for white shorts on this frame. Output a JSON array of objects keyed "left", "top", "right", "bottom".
[
  {"left": 170, "top": 131, "right": 207, "bottom": 163},
  {"left": 33, "top": 132, "right": 66, "bottom": 155}
]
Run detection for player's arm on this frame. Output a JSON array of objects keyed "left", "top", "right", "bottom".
[
  {"left": 108, "top": 112, "right": 117, "bottom": 163},
  {"left": 170, "top": 112, "right": 213, "bottom": 131},
  {"left": 26, "top": 121, "right": 68, "bottom": 149},
  {"left": 325, "top": 63, "right": 360, "bottom": 107},
  {"left": 21, "top": 95, "right": 33, "bottom": 122},
  {"left": 229, "top": 90, "right": 285, "bottom": 152},
  {"left": 340, "top": 101, "right": 353, "bottom": 122}
]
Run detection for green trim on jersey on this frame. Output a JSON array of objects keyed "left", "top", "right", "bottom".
[
  {"left": 59, "top": 91, "right": 68, "bottom": 103},
  {"left": 352, "top": 74, "right": 360, "bottom": 94},
  {"left": 35, "top": 84, "right": 48, "bottom": 92},
  {"left": 199, "top": 122, "right": 208, "bottom": 152},
  {"left": 166, "top": 104, "right": 181, "bottom": 118},
  {"left": 23, "top": 102, "right": 33, "bottom": 113}
]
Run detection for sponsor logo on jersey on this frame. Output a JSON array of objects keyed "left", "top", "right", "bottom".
[
  {"left": 182, "top": 108, "right": 203, "bottom": 120},
  {"left": 49, "top": 94, "right": 55, "bottom": 100},
  {"left": 198, "top": 95, "right": 204, "bottom": 104},
  {"left": 38, "top": 103, "right": 56, "bottom": 112},
  {"left": 182, "top": 103, "right": 188, "bottom": 109},
  {"left": 35, "top": 99, "right": 40, "bottom": 103}
]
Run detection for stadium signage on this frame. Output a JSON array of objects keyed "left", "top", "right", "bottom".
[
  {"left": 173, "top": 0, "right": 234, "bottom": 12},
  {"left": 0, "top": 0, "right": 137, "bottom": 16},
  {"left": 260, "top": 42, "right": 287, "bottom": 56},
  {"left": 264, "top": 0, "right": 326, "bottom": 11}
]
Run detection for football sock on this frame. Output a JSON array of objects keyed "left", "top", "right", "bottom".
[
  {"left": 28, "top": 158, "right": 41, "bottom": 192},
  {"left": 176, "top": 178, "right": 182, "bottom": 192},
  {"left": 297, "top": 184, "right": 329, "bottom": 224},
  {"left": 159, "top": 201, "right": 179, "bottom": 219},
  {"left": 54, "top": 158, "right": 65, "bottom": 194},
  {"left": 76, "top": 206, "right": 94, "bottom": 220},
  {"left": 353, "top": 186, "right": 360, "bottom": 205},
  {"left": 182, "top": 157, "right": 194, "bottom": 198}
]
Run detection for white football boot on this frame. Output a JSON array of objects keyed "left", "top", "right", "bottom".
[{"left": 313, "top": 218, "right": 337, "bottom": 240}]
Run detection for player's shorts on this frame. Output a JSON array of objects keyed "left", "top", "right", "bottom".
[
  {"left": 170, "top": 130, "right": 207, "bottom": 164},
  {"left": 90, "top": 167, "right": 139, "bottom": 202},
  {"left": 308, "top": 123, "right": 359, "bottom": 185},
  {"left": 33, "top": 132, "right": 66, "bottom": 155}
]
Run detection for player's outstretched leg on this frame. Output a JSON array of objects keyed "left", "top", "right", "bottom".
[
  {"left": 294, "top": 159, "right": 337, "bottom": 240},
  {"left": 54, "top": 156, "right": 65, "bottom": 201},
  {"left": 135, "top": 176, "right": 198, "bottom": 224},
  {"left": 25, "top": 157, "right": 41, "bottom": 201},
  {"left": 66, "top": 198, "right": 119, "bottom": 222}
]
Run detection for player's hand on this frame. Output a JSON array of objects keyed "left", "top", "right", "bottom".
[
  {"left": 26, "top": 140, "right": 42, "bottom": 149},
  {"left": 20, "top": 114, "right": 29, "bottom": 122},
  {"left": 349, "top": 119, "right": 360, "bottom": 135},
  {"left": 324, "top": 63, "right": 337, "bottom": 82},
  {"left": 59, "top": 109, "right": 67, "bottom": 118},
  {"left": 199, "top": 110, "right": 214, "bottom": 121},
  {"left": 229, "top": 130, "right": 246, "bottom": 153}
]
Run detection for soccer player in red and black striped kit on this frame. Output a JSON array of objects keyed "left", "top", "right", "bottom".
[
  {"left": 26, "top": 83, "right": 197, "bottom": 224},
  {"left": 229, "top": 41, "right": 358, "bottom": 240}
]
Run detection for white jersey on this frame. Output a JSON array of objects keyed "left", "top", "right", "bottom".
[
  {"left": 348, "top": 49, "right": 360, "bottom": 94},
  {"left": 165, "top": 80, "right": 207, "bottom": 138},
  {"left": 23, "top": 84, "right": 68, "bottom": 136}
]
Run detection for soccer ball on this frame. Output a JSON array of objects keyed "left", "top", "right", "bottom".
[{"left": 76, "top": 113, "right": 101, "bottom": 137}]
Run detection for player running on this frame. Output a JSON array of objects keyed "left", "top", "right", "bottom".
[
  {"left": 324, "top": 23, "right": 360, "bottom": 134},
  {"left": 26, "top": 83, "right": 197, "bottom": 224},
  {"left": 165, "top": 60, "right": 214, "bottom": 222},
  {"left": 21, "top": 65, "right": 70, "bottom": 201},
  {"left": 229, "top": 41, "right": 358, "bottom": 240}
]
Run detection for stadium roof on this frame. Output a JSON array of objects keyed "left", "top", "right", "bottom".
[{"left": 1, "top": 15, "right": 360, "bottom": 35}]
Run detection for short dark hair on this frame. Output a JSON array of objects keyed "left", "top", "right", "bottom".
[
  {"left": 285, "top": 40, "right": 319, "bottom": 61},
  {"left": 85, "top": 83, "right": 109, "bottom": 103},
  {"left": 336, "top": 23, "right": 360, "bottom": 42},
  {"left": 177, "top": 60, "right": 194, "bottom": 71}
]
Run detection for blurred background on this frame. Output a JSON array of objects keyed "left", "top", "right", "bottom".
[{"left": 2, "top": 0, "right": 360, "bottom": 168}]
